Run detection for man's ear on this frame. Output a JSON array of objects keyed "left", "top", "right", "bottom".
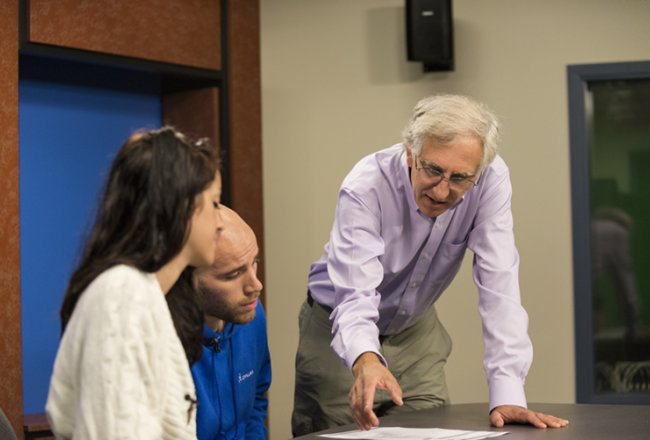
[{"left": 405, "top": 146, "right": 414, "bottom": 168}]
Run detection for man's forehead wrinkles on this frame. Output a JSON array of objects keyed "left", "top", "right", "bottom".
[{"left": 211, "top": 244, "right": 259, "bottom": 276}]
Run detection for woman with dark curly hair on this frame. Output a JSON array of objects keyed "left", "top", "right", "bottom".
[{"left": 46, "top": 127, "right": 224, "bottom": 439}]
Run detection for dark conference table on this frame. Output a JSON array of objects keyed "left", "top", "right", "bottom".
[{"left": 293, "top": 403, "right": 650, "bottom": 439}]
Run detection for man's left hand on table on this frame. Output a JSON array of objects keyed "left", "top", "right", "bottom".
[{"left": 490, "top": 405, "right": 569, "bottom": 429}]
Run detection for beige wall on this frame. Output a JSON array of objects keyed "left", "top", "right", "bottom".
[{"left": 260, "top": 1, "right": 650, "bottom": 438}]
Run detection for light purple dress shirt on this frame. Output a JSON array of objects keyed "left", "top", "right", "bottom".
[{"left": 308, "top": 144, "right": 532, "bottom": 411}]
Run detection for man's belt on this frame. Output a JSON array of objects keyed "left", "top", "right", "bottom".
[{"left": 306, "top": 290, "right": 333, "bottom": 314}]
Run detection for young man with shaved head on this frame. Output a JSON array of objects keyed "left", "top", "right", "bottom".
[{"left": 191, "top": 205, "right": 271, "bottom": 440}]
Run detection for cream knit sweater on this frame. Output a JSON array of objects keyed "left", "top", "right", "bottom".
[{"left": 46, "top": 265, "right": 197, "bottom": 439}]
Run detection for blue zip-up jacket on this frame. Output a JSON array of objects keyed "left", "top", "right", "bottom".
[{"left": 192, "top": 302, "right": 271, "bottom": 440}]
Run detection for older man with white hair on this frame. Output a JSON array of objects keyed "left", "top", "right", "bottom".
[{"left": 292, "top": 95, "right": 568, "bottom": 435}]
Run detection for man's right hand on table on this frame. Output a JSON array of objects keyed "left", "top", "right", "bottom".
[{"left": 349, "top": 351, "right": 403, "bottom": 430}]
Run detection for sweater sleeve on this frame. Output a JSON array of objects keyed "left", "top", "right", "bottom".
[{"left": 47, "top": 268, "right": 169, "bottom": 439}]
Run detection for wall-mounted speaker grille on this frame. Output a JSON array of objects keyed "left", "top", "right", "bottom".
[{"left": 406, "top": 0, "right": 454, "bottom": 72}]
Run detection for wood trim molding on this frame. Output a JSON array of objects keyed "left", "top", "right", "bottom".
[
  {"left": 225, "top": 0, "right": 265, "bottom": 298},
  {"left": 0, "top": 0, "right": 23, "bottom": 437},
  {"left": 27, "top": 0, "right": 221, "bottom": 71}
]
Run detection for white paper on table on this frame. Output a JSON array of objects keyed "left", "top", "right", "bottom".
[{"left": 318, "top": 426, "right": 508, "bottom": 440}]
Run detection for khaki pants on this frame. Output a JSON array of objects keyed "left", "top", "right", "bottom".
[{"left": 292, "top": 298, "right": 452, "bottom": 436}]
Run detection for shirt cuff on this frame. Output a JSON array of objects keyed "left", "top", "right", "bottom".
[
  {"left": 340, "top": 341, "right": 387, "bottom": 371},
  {"left": 488, "top": 375, "right": 527, "bottom": 412}
]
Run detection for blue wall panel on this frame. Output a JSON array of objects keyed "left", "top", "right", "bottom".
[{"left": 19, "top": 56, "right": 161, "bottom": 414}]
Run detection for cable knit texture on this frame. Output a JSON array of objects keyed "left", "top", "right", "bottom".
[{"left": 46, "top": 265, "right": 197, "bottom": 439}]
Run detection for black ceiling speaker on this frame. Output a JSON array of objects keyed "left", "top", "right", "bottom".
[{"left": 406, "top": 0, "right": 454, "bottom": 72}]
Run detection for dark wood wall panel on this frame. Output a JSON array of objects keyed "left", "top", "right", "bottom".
[
  {"left": 227, "top": 0, "right": 264, "bottom": 294},
  {"left": 162, "top": 87, "right": 220, "bottom": 146},
  {"left": 28, "top": 0, "right": 221, "bottom": 71},
  {"left": 0, "top": 1, "right": 23, "bottom": 437}
]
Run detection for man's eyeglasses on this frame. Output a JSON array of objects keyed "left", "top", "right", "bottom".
[{"left": 414, "top": 155, "right": 478, "bottom": 191}]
